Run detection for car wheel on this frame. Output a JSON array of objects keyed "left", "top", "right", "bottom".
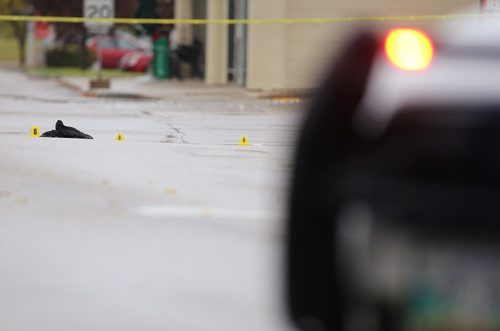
[{"left": 286, "top": 31, "right": 379, "bottom": 331}]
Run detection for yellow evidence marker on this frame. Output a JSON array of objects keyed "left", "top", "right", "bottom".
[
  {"left": 116, "top": 132, "right": 124, "bottom": 141},
  {"left": 239, "top": 135, "right": 249, "bottom": 146},
  {"left": 30, "top": 126, "right": 41, "bottom": 137}
]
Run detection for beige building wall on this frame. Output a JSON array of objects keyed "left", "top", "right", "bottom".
[
  {"left": 246, "top": 0, "right": 287, "bottom": 90},
  {"left": 247, "top": 0, "right": 479, "bottom": 90}
]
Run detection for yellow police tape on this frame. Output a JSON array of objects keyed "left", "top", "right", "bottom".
[{"left": 0, "top": 13, "right": 495, "bottom": 25}]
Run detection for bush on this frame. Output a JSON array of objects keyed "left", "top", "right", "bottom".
[{"left": 45, "top": 45, "right": 95, "bottom": 68}]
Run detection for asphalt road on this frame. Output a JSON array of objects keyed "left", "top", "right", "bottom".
[{"left": 0, "top": 69, "right": 300, "bottom": 330}]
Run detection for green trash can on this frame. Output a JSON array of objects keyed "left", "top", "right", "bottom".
[{"left": 153, "top": 36, "right": 169, "bottom": 79}]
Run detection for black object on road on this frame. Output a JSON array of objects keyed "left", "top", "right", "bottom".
[{"left": 41, "top": 120, "right": 93, "bottom": 139}]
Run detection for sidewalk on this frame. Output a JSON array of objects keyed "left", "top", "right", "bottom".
[{"left": 59, "top": 75, "right": 260, "bottom": 100}]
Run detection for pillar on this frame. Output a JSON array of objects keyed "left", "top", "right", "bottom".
[
  {"left": 205, "top": 0, "right": 228, "bottom": 85},
  {"left": 174, "top": 0, "right": 193, "bottom": 45}
]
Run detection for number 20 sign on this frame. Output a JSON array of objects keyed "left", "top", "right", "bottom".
[{"left": 84, "top": 0, "right": 114, "bottom": 33}]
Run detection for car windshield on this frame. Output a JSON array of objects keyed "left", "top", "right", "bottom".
[
  {"left": 97, "top": 37, "right": 116, "bottom": 49},
  {"left": 117, "top": 39, "right": 138, "bottom": 50}
]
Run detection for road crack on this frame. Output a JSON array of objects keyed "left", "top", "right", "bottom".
[{"left": 161, "top": 121, "right": 188, "bottom": 144}]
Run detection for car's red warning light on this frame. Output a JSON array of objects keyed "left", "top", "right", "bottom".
[{"left": 385, "top": 29, "right": 434, "bottom": 71}]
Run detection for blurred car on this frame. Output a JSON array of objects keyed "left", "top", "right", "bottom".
[
  {"left": 287, "top": 15, "right": 500, "bottom": 331},
  {"left": 86, "top": 34, "right": 150, "bottom": 69},
  {"left": 119, "top": 51, "right": 152, "bottom": 72},
  {"left": 120, "top": 40, "right": 205, "bottom": 76}
]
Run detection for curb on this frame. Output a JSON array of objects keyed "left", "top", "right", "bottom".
[
  {"left": 252, "top": 88, "right": 316, "bottom": 100},
  {"left": 56, "top": 77, "right": 157, "bottom": 100},
  {"left": 56, "top": 77, "right": 84, "bottom": 94},
  {"left": 56, "top": 76, "right": 305, "bottom": 102}
]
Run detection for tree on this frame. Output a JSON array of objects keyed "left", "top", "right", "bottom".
[
  {"left": 32, "top": 0, "right": 146, "bottom": 42},
  {"left": 0, "top": 0, "right": 174, "bottom": 66},
  {"left": 0, "top": 0, "right": 30, "bottom": 65},
  {"left": 31, "top": 0, "right": 173, "bottom": 40}
]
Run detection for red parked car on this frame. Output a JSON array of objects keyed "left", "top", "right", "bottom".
[
  {"left": 119, "top": 51, "right": 153, "bottom": 72},
  {"left": 86, "top": 35, "right": 149, "bottom": 69}
]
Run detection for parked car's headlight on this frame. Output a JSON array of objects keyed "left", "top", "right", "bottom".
[{"left": 128, "top": 54, "right": 142, "bottom": 67}]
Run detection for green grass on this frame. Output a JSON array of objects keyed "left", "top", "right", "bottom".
[
  {"left": 0, "top": 38, "right": 20, "bottom": 63},
  {"left": 30, "top": 67, "right": 142, "bottom": 78}
]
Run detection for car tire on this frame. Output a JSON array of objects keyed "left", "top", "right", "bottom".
[{"left": 286, "top": 31, "right": 379, "bottom": 331}]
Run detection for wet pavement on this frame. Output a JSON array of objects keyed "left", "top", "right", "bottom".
[{"left": 0, "top": 68, "right": 302, "bottom": 330}]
